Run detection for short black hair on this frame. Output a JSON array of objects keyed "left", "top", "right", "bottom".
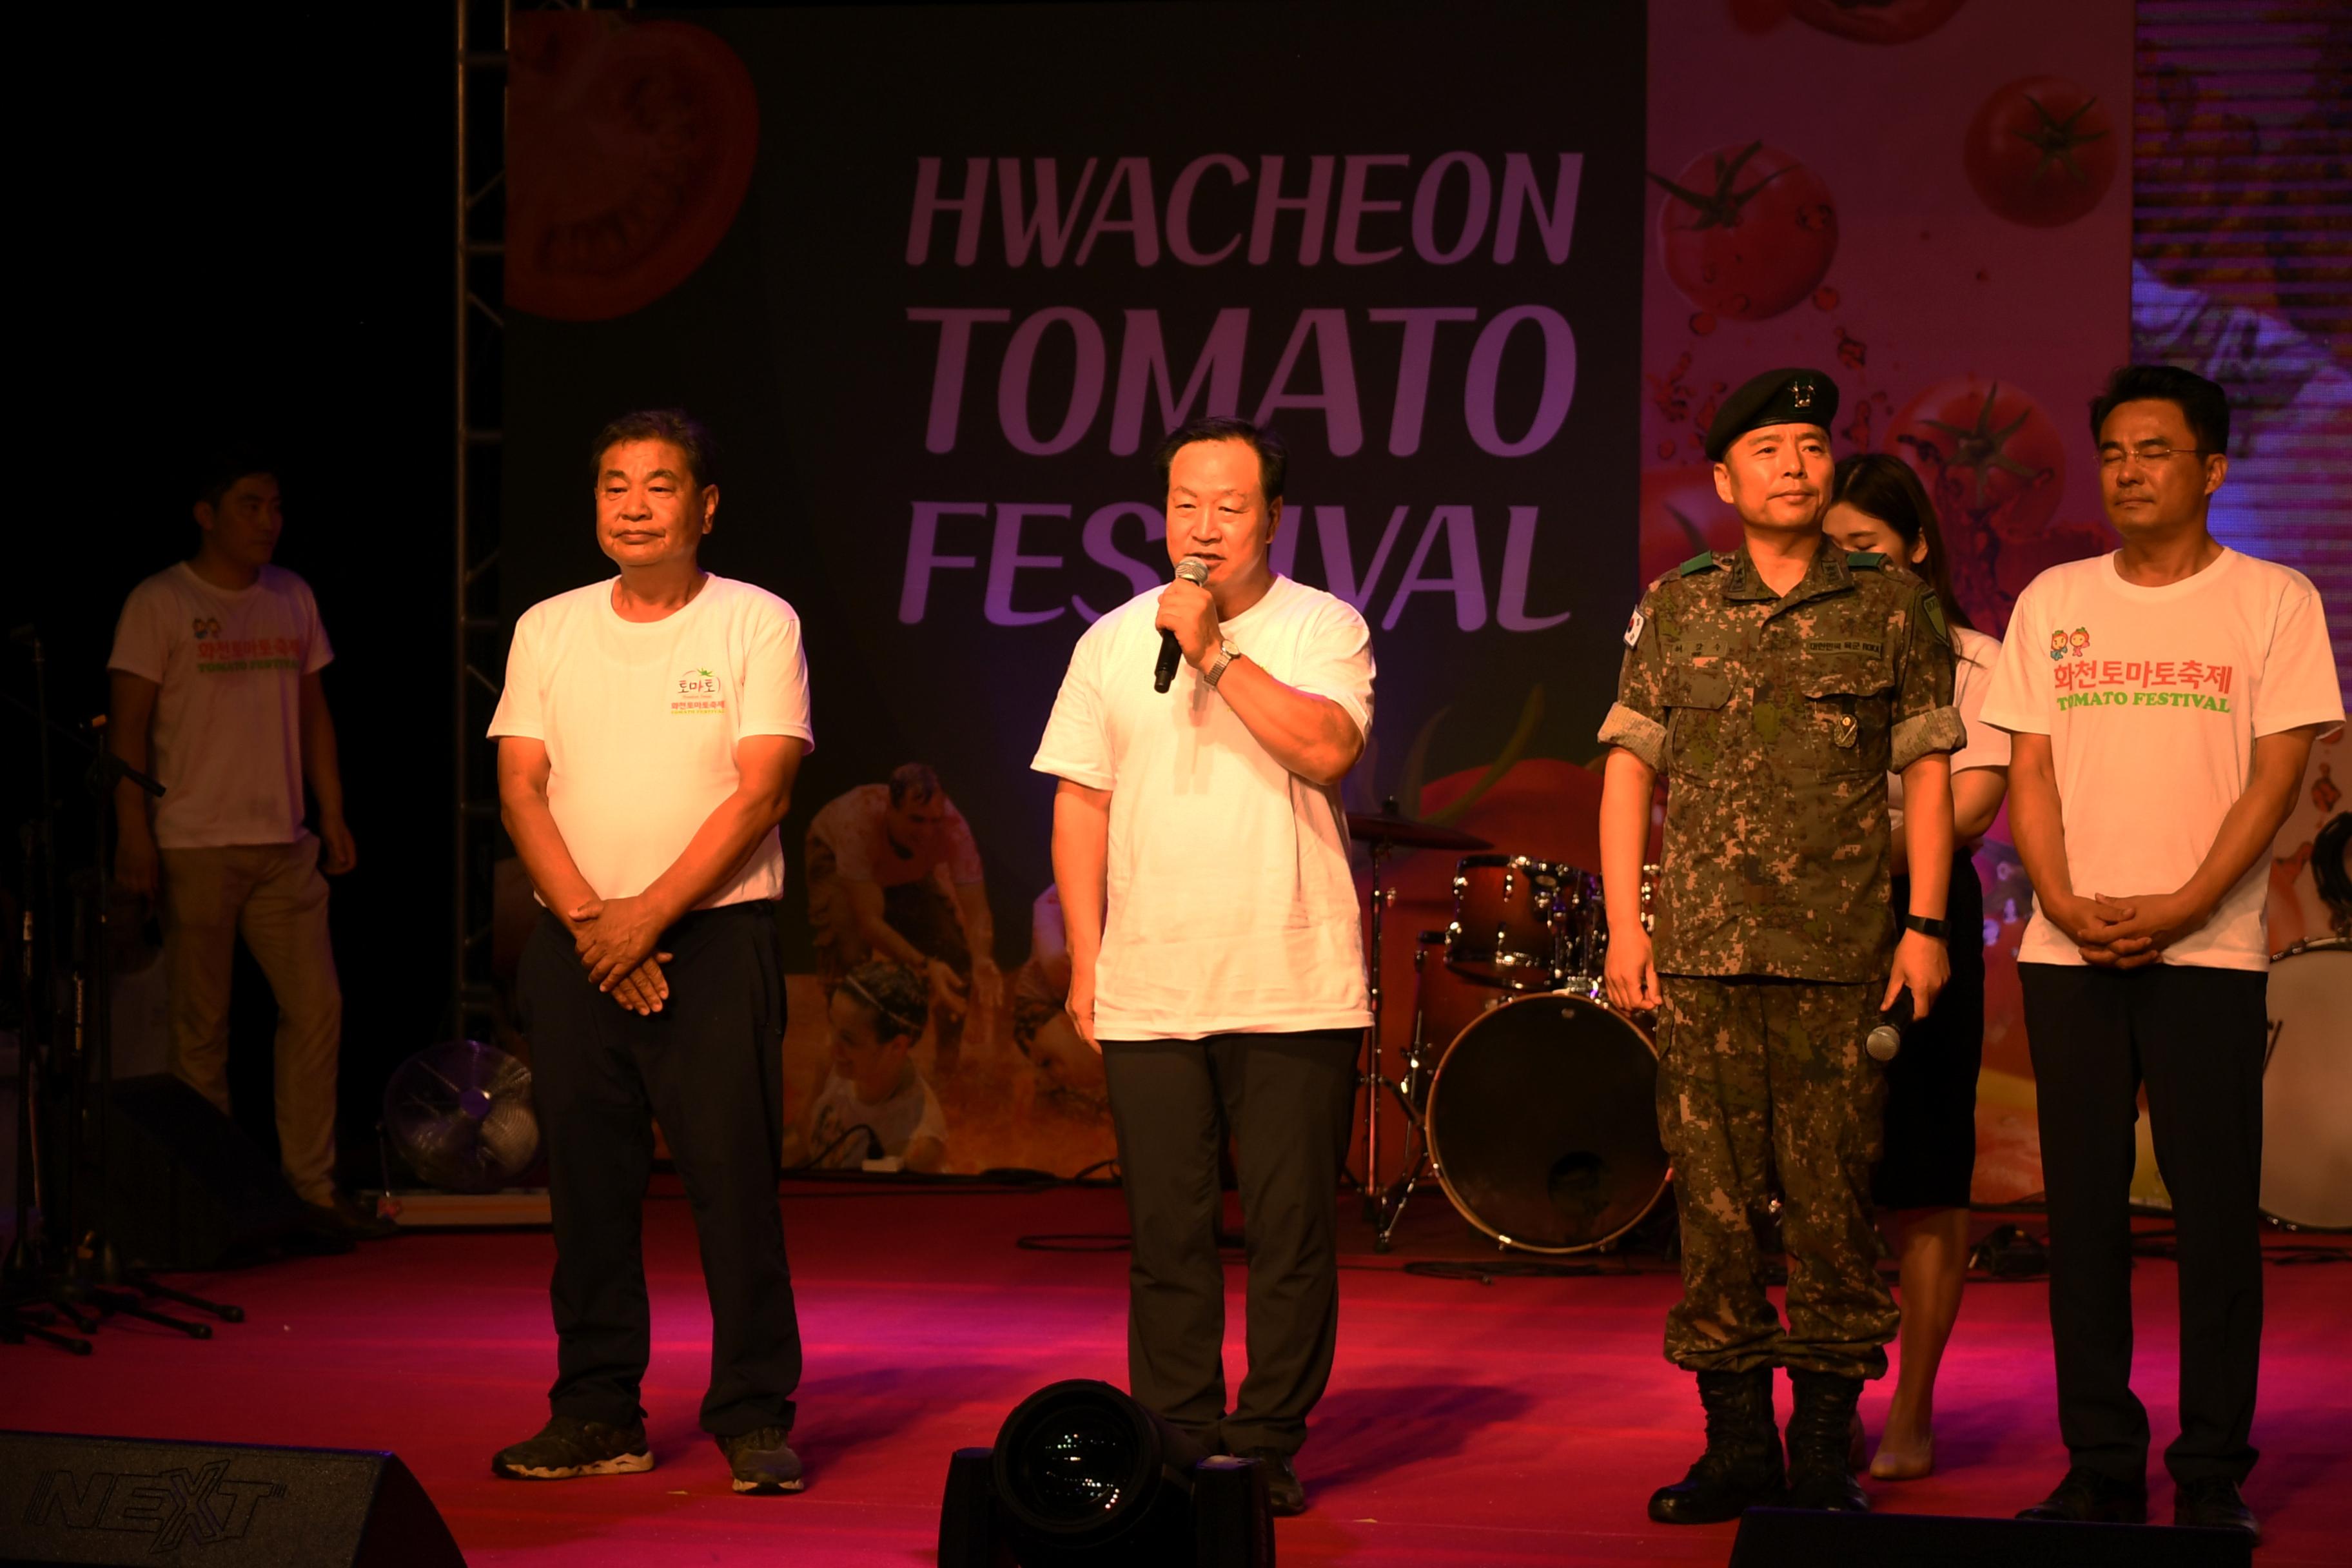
[
  {"left": 195, "top": 457, "right": 275, "bottom": 509},
  {"left": 841, "top": 961, "right": 929, "bottom": 1043},
  {"left": 1153, "top": 416, "right": 1287, "bottom": 504},
  {"left": 2089, "top": 364, "right": 2230, "bottom": 455},
  {"left": 887, "top": 762, "right": 943, "bottom": 807},
  {"left": 591, "top": 408, "right": 719, "bottom": 488}
]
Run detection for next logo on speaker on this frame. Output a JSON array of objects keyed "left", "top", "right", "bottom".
[{"left": 22, "top": 1461, "right": 284, "bottom": 1551}]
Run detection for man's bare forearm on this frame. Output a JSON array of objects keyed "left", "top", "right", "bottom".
[
  {"left": 300, "top": 687, "right": 348, "bottom": 821},
  {"left": 1899, "top": 754, "right": 1954, "bottom": 919},
  {"left": 2004, "top": 735, "right": 2074, "bottom": 908},
  {"left": 1051, "top": 783, "right": 1110, "bottom": 978},
  {"left": 642, "top": 794, "right": 791, "bottom": 923},
  {"left": 502, "top": 789, "right": 600, "bottom": 925},
  {"left": 1213, "top": 658, "right": 1362, "bottom": 786},
  {"left": 2175, "top": 729, "right": 2315, "bottom": 912},
  {"left": 1598, "top": 749, "right": 1655, "bottom": 933}
]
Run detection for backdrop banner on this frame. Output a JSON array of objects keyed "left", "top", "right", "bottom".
[{"left": 504, "top": 1, "right": 1648, "bottom": 1176}]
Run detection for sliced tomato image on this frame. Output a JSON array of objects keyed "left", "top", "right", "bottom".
[
  {"left": 1963, "top": 75, "right": 2117, "bottom": 228},
  {"left": 1650, "top": 142, "right": 1838, "bottom": 321},
  {"left": 1789, "top": 0, "right": 1969, "bottom": 43},
  {"left": 507, "top": 14, "right": 760, "bottom": 322}
]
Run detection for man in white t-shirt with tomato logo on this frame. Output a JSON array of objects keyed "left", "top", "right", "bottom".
[
  {"left": 486, "top": 410, "right": 816, "bottom": 1496},
  {"left": 1033, "top": 417, "right": 1375, "bottom": 1518},
  {"left": 1984, "top": 366, "right": 2342, "bottom": 1541}
]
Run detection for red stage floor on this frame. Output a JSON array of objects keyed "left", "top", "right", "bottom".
[{"left": 10, "top": 1182, "right": 2350, "bottom": 1565}]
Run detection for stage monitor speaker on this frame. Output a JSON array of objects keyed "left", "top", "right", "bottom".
[
  {"left": 1729, "top": 1506, "right": 2253, "bottom": 1568},
  {"left": 99, "top": 1074, "right": 308, "bottom": 1269},
  {"left": 0, "top": 1431, "right": 466, "bottom": 1567}
]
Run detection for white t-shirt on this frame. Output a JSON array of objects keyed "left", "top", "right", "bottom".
[
  {"left": 487, "top": 574, "right": 814, "bottom": 910},
  {"left": 1032, "top": 574, "right": 1375, "bottom": 1039},
  {"left": 1889, "top": 623, "right": 2012, "bottom": 830},
  {"left": 107, "top": 563, "right": 333, "bottom": 849},
  {"left": 1981, "top": 548, "right": 2343, "bottom": 970},
  {"left": 805, "top": 1064, "right": 947, "bottom": 1167}
]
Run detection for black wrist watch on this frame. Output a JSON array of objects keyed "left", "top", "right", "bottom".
[{"left": 1902, "top": 913, "right": 1951, "bottom": 941}]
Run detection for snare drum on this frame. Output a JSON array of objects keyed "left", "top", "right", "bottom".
[
  {"left": 1424, "top": 991, "right": 1669, "bottom": 1252},
  {"left": 1447, "top": 854, "right": 1575, "bottom": 986},
  {"left": 2262, "top": 938, "right": 2352, "bottom": 1230}
]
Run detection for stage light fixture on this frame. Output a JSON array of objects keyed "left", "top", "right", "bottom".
[{"left": 937, "top": 1378, "right": 1275, "bottom": 1567}]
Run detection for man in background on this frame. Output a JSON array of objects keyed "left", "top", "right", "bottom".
[
  {"left": 805, "top": 763, "right": 1001, "bottom": 1066},
  {"left": 107, "top": 458, "right": 381, "bottom": 1238}
]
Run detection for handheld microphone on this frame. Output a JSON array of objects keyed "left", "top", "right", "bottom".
[
  {"left": 1867, "top": 991, "right": 1913, "bottom": 1063},
  {"left": 1153, "top": 556, "right": 1211, "bottom": 694}
]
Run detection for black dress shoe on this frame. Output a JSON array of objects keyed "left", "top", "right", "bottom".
[
  {"left": 1235, "top": 1448, "right": 1304, "bottom": 1516},
  {"left": 2173, "top": 1476, "right": 2258, "bottom": 1541},
  {"left": 2017, "top": 1466, "right": 2148, "bottom": 1524}
]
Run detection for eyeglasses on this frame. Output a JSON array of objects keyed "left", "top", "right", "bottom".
[{"left": 2097, "top": 443, "right": 2218, "bottom": 473}]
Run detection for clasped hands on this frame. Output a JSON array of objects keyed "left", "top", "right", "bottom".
[
  {"left": 567, "top": 894, "right": 676, "bottom": 1015},
  {"left": 2048, "top": 888, "right": 2209, "bottom": 968}
]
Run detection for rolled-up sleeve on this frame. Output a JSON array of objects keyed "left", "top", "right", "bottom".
[
  {"left": 1888, "top": 583, "right": 1963, "bottom": 772},
  {"left": 1597, "top": 589, "right": 1670, "bottom": 771}
]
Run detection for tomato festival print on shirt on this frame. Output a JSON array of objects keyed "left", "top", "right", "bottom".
[
  {"left": 671, "top": 667, "right": 728, "bottom": 716},
  {"left": 1981, "top": 549, "right": 2344, "bottom": 972}
]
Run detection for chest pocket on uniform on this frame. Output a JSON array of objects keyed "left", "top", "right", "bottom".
[
  {"left": 1663, "top": 666, "right": 1733, "bottom": 778},
  {"left": 1796, "top": 660, "right": 1892, "bottom": 776}
]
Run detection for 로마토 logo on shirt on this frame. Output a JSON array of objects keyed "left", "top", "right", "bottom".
[{"left": 671, "top": 667, "right": 727, "bottom": 716}]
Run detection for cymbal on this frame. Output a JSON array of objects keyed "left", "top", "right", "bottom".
[{"left": 1347, "top": 810, "right": 1492, "bottom": 852}]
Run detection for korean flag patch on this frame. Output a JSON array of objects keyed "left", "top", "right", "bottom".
[{"left": 1623, "top": 607, "right": 1646, "bottom": 649}]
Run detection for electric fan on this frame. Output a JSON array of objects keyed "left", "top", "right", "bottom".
[{"left": 383, "top": 1039, "right": 541, "bottom": 1192}]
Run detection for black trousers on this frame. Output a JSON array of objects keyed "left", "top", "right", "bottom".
[
  {"left": 1100, "top": 1029, "right": 1360, "bottom": 1457},
  {"left": 522, "top": 902, "right": 801, "bottom": 1437},
  {"left": 2019, "top": 962, "right": 2268, "bottom": 1485}
]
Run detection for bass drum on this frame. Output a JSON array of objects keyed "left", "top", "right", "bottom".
[
  {"left": 1424, "top": 992, "right": 1669, "bottom": 1253},
  {"left": 2262, "top": 939, "right": 2352, "bottom": 1230}
]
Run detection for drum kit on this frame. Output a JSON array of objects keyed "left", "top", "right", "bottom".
[{"left": 1349, "top": 805, "right": 1665, "bottom": 1254}]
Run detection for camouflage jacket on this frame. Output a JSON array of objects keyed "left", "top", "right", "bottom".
[{"left": 1598, "top": 545, "right": 1964, "bottom": 982}]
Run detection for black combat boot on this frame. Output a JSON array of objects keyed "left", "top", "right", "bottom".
[
  {"left": 1785, "top": 1369, "right": 1869, "bottom": 1511},
  {"left": 1648, "top": 1368, "right": 1787, "bottom": 1524}
]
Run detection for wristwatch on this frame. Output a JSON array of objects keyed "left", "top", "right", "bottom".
[
  {"left": 1902, "top": 913, "right": 1952, "bottom": 941},
  {"left": 1202, "top": 638, "right": 1240, "bottom": 690}
]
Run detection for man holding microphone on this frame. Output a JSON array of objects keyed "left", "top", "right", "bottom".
[{"left": 1032, "top": 415, "right": 1375, "bottom": 1516}]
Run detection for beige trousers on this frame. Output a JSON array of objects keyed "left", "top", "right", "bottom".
[{"left": 159, "top": 839, "right": 343, "bottom": 1206}]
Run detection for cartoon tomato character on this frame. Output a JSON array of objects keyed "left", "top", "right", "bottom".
[
  {"left": 1964, "top": 76, "right": 2118, "bottom": 228},
  {"left": 508, "top": 14, "right": 761, "bottom": 321},
  {"left": 1650, "top": 142, "right": 1838, "bottom": 321},
  {"left": 2048, "top": 629, "right": 2068, "bottom": 660},
  {"left": 1788, "top": 0, "right": 1969, "bottom": 43},
  {"left": 2068, "top": 627, "right": 2090, "bottom": 656}
]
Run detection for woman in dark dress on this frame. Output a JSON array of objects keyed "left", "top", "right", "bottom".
[{"left": 1825, "top": 455, "right": 2011, "bottom": 1480}]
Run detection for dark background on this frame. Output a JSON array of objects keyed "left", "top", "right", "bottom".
[{"left": 6, "top": 8, "right": 453, "bottom": 1177}]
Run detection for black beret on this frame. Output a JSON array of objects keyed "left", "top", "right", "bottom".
[{"left": 1704, "top": 367, "right": 1841, "bottom": 460}]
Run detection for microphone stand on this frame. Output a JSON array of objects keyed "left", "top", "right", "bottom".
[{"left": 2, "top": 645, "right": 235, "bottom": 1353}]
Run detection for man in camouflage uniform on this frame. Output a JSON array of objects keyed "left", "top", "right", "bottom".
[{"left": 1597, "top": 368, "right": 1965, "bottom": 1522}]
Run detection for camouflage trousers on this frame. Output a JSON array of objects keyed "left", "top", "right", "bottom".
[{"left": 1656, "top": 975, "right": 1897, "bottom": 1380}]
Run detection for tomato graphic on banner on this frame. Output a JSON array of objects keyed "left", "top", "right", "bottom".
[
  {"left": 508, "top": 14, "right": 760, "bottom": 322},
  {"left": 1965, "top": 75, "right": 2117, "bottom": 228},
  {"left": 1649, "top": 141, "right": 1839, "bottom": 322},
  {"left": 1788, "top": 0, "right": 1970, "bottom": 44}
]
